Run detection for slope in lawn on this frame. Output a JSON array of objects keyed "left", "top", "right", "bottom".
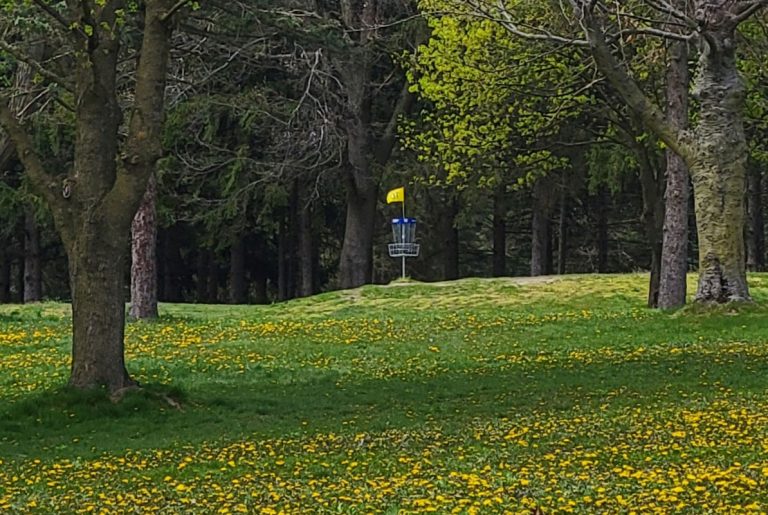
[{"left": 1, "top": 273, "right": 768, "bottom": 513}]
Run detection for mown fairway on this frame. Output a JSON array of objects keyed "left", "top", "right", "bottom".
[{"left": 2, "top": 274, "right": 768, "bottom": 513}]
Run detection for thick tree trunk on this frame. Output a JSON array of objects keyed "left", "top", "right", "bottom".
[
  {"left": 129, "top": 174, "right": 158, "bottom": 319},
  {"left": 531, "top": 180, "right": 552, "bottom": 277},
  {"left": 689, "top": 25, "right": 750, "bottom": 302},
  {"left": 492, "top": 184, "right": 507, "bottom": 277},
  {"left": 658, "top": 37, "right": 690, "bottom": 309},
  {"left": 68, "top": 233, "right": 134, "bottom": 392},
  {"left": 0, "top": 1, "right": 175, "bottom": 392},
  {"left": 229, "top": 236, "right": 247, "bottom": 304},
  {"left": 339, "top": 180, "right": 377, "bottom": 289},
  {"left": 23, "top": 208, "right": 42, "bottom": 303},
  {"left": 746, "top": 164, "right": 764, "bottom": 272}
]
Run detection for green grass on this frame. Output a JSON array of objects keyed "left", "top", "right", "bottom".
[{"left": 1, "top": 273, "right": 768, "bottom": 513}]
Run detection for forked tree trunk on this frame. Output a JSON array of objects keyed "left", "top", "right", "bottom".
[
  {"left": 689, "top": 22, "right": 749, "bottom": 302},
  {"left": 129, "top": 174, "right": 158, "bottom": 319},
  {"left": 658, "top": 37, "right": 690, "bottom": 309},
  {"left": 0, "top": 1, "right": 176, "bottom": 391},
  {"left": 23, "top": 208, "right": 42, "bottom": 303},
  {"left": 579, "top": 3, "right": 753, "bottom": 304}
]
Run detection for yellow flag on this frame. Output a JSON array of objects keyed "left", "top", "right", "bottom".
[{"left": 386, "top": 187, "right": 405, "bottom": 204}]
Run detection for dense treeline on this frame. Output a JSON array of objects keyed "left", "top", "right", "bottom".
[
  {"left": 1, "top": 1, "right": 767, "bottom": 390},
  {"left": 0, "top": 3, "right": 766, "bottom": 303}
]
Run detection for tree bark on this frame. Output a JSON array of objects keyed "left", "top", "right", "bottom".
[
  {"left": 196, "top": 249, "right": 208, "bottom": 302},
  {"left": 633, "top": 133, "right": 665, "bottom": 308},
  {"left": 689, "top": 20, "right": 750, "bottom": 302},
  {"left": 23, "top": 208, "right": 42, "bottom": 303},
  {"left": 557, "top": 183, "right": 568, "bottom": 275},
  {"left": 129, "top": 174, "right": 158, "bottom": 319},
  {"left": 206, "top": 250, "right": 218, "bottom": 303},
  {"left": 579, "top": 4, "right": 752, "bottom": 303},
  {"left": 595, "top": 187, "right": 609, "bottom": 273},
  {"left": 492, "top": 183, "right": 507, "bottom": 276},
  {"left": 0, "top": 247, "right": 10, "bottom": 303},
  {"left": 746, "top": 163, "right": 764, "bottom": 272},
  {"left": 297, "top": 185, "right": 315, "bottom": 297},
  {"left": 0, "top": 1, "right": 176, "bottom": 391},
  {"left": 67, "top": 230, "right": 134, "bottom": 392},
  {"left": 229, "top": 236, "right": 247, "bottom": 304},
  {"left": 658, "top": 37, "right": 690, "bottom": 309},
  {"left": 531, "top": 179, "right": 552, "bottom": 276}
]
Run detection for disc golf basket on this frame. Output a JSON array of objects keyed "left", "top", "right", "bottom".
[{"left": 388, "top": 217, "right": 420, "bottom": 279}]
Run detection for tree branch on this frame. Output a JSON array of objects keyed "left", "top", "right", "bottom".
[
  {"left": 0, "top": 40, "right": 74, "bottom": 93},
  {"left": 160, "top": 0, "right": 193, "bottom": 22},
  {"left": 580, "top": 10, "right": 693, "bottom": 160},
  {"left": 0, "top": 101, "right": 62, "bottom": 207},
  {"left": 31, "top": 0, "right": 73, "bottom": 31},
  {"left": 732, "top": 0, "right": 768, "bottom": 25}
]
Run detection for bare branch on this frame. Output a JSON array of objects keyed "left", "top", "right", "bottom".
[
  {"left": 161, "top": 0, "right": 194, "bottom": 22},
  {"left": 732, "top": 0, "right": 768, "bottom": 25}
]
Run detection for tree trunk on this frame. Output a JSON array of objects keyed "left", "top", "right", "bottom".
[
  {"left": 278, "top": 213, "right": 292, "bottom": 301},
  {"left": 206, "top": 250, "right": 218, "bottom": 303},
  {"left": 492, "top": 184, "right": 507, "bottom": 276},
  {"left": 634, "top": 134, "right": 665, "bottom": 308},
  {"left": 0, "top": 1, "right": 176, "bottom": 392},
  {"left": 67, "top": 232, "right": 134, "bottom": 392},
  {"left": 557, "top": 184, "right": 568, "bottom": 275},
  {"left": 595, "top": 187, "right": 609, "bottom": 273},
  {"left": 689, "top": 23, "right": 750, "bottom": 302},
  {"left": 746, "top": 163, "right": 764, "bottom": 272},
  {"left": 339, "top": 180, "right": 377, "bottom": 289},
  {"left": 23, "top": 208, "right": 42, "bottom": 303},
  {"left": 196, "top": 249, "right": 208, "bottom": 302},
  {"left": 658, "top": 37, "right": 690, "bottom": 309},
  {"left": 129, "top": 174, "right": 158, "bottom": 319},
  {"left": 297, "top": 188, "right": 315, "bottom": 297},
  {"left": 0, "top": 247, "right": 10, "bottom": 303},
  {"left": 229, "top": 236, "right": 247, "bottom": 304},
  {"left": 531, "top": 180, "right": 551, "bottom": 277}
]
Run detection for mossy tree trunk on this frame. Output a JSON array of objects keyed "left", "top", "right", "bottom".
[
  {"left": 579, "top": 2, "right": 755, "bottom": 304},
  {"left": 0, "top": 1, "right": 177, "bottom": 392},
  {"left": 688, "top": 19, "right": 749, "bottom": 302}
]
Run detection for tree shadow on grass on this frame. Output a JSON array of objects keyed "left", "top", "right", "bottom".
[{"left": 1, "top": 350, "right": 767, "bottom": 460}]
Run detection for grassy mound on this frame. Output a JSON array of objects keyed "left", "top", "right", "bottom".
[{"left": 1, "top": 273, "right": 768, "bottom": 513}]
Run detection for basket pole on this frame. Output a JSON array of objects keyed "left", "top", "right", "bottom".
[{"left": 402, "top": 192, "right": 406, "bottom": 279}]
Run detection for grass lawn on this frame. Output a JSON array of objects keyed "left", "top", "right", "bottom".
[{"left": 1, "top": 273, "right": 768, "bottom": 513}]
